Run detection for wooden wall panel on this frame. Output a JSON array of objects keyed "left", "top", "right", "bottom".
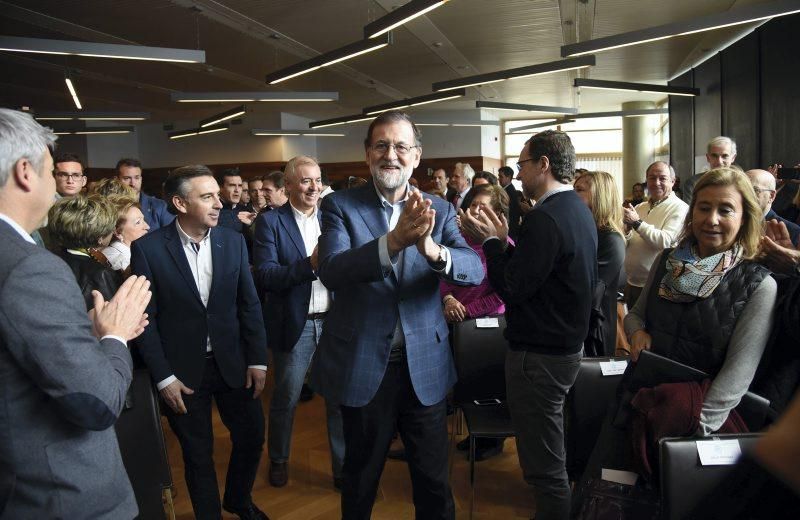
[
  {"left": 668, "top": 70, "right": 695, "bottom": 181},
  {"left": 721, "top": 33, "right": 760, "bottom": 170}
]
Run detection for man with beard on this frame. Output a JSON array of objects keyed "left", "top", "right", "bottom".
[{"left": 311, "top": 110, "right": 483, "bottom": 519}]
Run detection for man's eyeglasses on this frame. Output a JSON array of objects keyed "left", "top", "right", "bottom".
[
  {"left": 54, "top": 172, "right": 84, "bottom": 181},
  {"left": 753, "top": 187, "right": 776, "bottom": 195},
  {"left": 370, "top": 142, "right": 418, "bottom": 156},
  {"left": 516, "top": 158, "right": 534, "bottom": 172}
]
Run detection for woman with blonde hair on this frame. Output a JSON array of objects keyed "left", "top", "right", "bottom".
[
  {"left": 102, "top": 194, "right": 150, "bottom": 273},
  {"left": 625, "top": 166, "right": 775, "bottom": 434},
  {"left": 574, "top": 170, "right": 625, "bottom": 355},
  {"left": 47, "top": 194, "right": 122, "bottom": 309}
]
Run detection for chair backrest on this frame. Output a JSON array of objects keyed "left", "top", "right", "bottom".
[
  {"left": 659, "top": 433, "right": 762, "bottom": 520},
  {"left": 452, "top": 316, "right": 508, "bottom": 405},
  {"left": 565, "top": 356, "right": 627, "bottom": 479}
]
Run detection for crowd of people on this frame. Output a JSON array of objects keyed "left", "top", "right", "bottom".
[{"left": 1, "top": 105, "right": 799, "bottom": 520}]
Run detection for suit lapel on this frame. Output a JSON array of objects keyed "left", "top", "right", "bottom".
[
  {"left": 357, "top": 182, "right": 389, "bottom": 240},
  {"left": 164, "top": 224, "right": 203, "bottom": 303},
  {"left": 208, "top": 229, "right": 223, "bottom": 303},
  {"left": 278, "top": 206, "right": 307, "bottom": 257}
]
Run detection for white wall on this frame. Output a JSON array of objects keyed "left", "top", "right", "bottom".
[{"left": 86, "top": 132, "right": 139, "bottom": 168}]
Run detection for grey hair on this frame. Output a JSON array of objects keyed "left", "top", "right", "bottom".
[
  {"left": 284, "top": 155, "right": 319, "bottom": 183},
  {"left": 0, "top": 108, "right": 57, "bottom": 188},
  {"left": 646, "top": 161, "right": 676, "bottom": 180},
  {"left": 455, "top": 162, "right": 475, "bottom": 182},
  {"left": 706, "top": 136, "right": 737, "bottom": 156}
]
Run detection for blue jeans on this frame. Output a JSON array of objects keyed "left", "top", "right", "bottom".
[{"left": 268, "top": 318, "right": 345, "bottom": 478}]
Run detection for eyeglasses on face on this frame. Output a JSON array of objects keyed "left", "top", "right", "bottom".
[
  {"left": 54, "top": 172, "right": 84, "bottom": 180},
  {"left": 370, "top": 141, "right": 418, "bottom": 156},
  {"left": 516, "top": 158, "right": 534, "bottom": 172},
  {"left": 752, "top": 187, "right": 775, "bottom": 195}
]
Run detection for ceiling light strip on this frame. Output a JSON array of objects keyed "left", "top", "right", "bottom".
[
  {"left": 171, "top": 91, "right": 339, "bottom": 103},
  {"left": 364, "top": 0, "right": 449, "bottom": 39},
  {"left": 573, "top": 78, "right": 700, "bottom": 96},
  {"left": 169, "top": 123, "right": 230, "bottom": 140},
  {"left": 561, "top": 0, "right": 800, "bottom": 57},
  {"left": 308, "top": 114, "right": 374, "bottom": 129},
  {"left": 250, "top": 129, "right": 346, "bottom": 137},
  {"left": 363, "top": 89, "right": 466, "bottom": 115},
  {"left": 265, "top": 33, "right": 392, "bottom": 85},
  {"left": 476, "top": 101, "right": 579, "bottom": 114},
  {"left": 36, "top": 111, "right": 150, "bottom": 121},
  {"left": 199, "top": 105, "right": 246, "bottom": 128},
  {"left": 0, "top": 36, "right": 205, "bottom": 63},
  {"left": 432, "top": 55, "right": 596, "bottom": 92},
  {"left": 64, "top": 77, "right": 81, "bottom": 110}
]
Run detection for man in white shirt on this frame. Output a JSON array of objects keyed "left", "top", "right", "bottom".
[
  {"left": 623, "top": 161, "right": 689, "bottom": 307},
  {"left": 447, "top": 162, "right": 474, "bottom": 210},
  {"left": 131, "top": 165, "right": 269, "bottom": 520},
  {"left": 253, "top": 155, "right": 345, "bottom": 490}
]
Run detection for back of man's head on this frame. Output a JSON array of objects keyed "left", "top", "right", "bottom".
[
  {"left": 0, "top": 108, "right": 57, "bottom": 190},
  {"left": 527, "top": 130, "right": 575, "bottom": 183}
]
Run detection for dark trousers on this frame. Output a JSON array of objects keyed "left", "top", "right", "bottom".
[
  {"left": 340, "top": 360, "right": 454, "bottom": 520},
  {"left": 506, "top": 350, "right": 582, "bottom": 520},
  {"left": 165, "top": 358, "right": 265, "bottom": 520}
]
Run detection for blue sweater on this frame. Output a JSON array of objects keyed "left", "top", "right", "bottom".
[{"left": 484, "top": 190, "right": 598, "bottom": 354}]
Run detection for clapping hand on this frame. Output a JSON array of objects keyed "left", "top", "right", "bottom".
[{"left": 460, "top": 205, "right": 508, "bottom": 245}]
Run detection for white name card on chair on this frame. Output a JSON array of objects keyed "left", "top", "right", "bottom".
[
  {"left": 599, "top": 360, "right": 628, "bottom": 376},
  {"left": 601, "top": 468, "right": 638, "bottom": 486},
  {"left": 475, "top": 317, "right": 500, "bottom": 328},
  {"left": 696, "top": 439, "right": 742, "bottom": 466}
]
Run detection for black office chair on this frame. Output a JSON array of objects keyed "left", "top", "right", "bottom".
[
  {"left": 115, "top": 369, "right": 174, "bottom": 520},
  {"left": 659, "top": 433, "right": 762, "bottom": 520},
  {"left": 565, "top": 356, "right": 627, "bottom": 482},
  {"left": 451, "top": 316, "right": 514, "bottom": 520}
]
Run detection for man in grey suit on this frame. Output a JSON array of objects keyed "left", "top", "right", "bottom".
[
  {"left": 312, "top": 110, "right": 484, "bottom": 519},
  {"left": 0, "top": 108, "right": 152, "bottom": 519}
]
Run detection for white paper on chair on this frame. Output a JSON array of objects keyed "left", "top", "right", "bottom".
[
  {"left": 475, "top": 317, "right": 500, "bottom": 328},
  {"left": 599, "top": 360, "right": 628, "bottom": 376},
  {"left": 696, "top": 439, "right": 742, "bottom": 466},
  {"left": 601, "top": 469, "right": 638, "bottom": 486}
]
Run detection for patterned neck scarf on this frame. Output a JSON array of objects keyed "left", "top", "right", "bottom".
[{"left": 658, "top": 243, "right": 743, "bottom": 303}]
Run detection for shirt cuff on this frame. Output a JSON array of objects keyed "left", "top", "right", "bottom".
[
  {"left": 482, "top": 236, "right": 500, "bottom": 245},
  {"left": 100, "top": 334, "right": 127, "bottom": 347},
  {"left": 248, "top": 365, "right": 267, "bottom": 371},
  {"left": 156, "top": 375, "right": 177, "bottom": 391},
  {"left": 378, "top": 234, "right": 398, "bottom": 275}
]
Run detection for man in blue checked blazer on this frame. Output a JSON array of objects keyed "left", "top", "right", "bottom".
[{"left": 311, "top": 110, "right": 484, "bottom": 520}]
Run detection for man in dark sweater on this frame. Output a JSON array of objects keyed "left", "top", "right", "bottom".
[{"left": 462, "top": 130, "right": 597, "bottom": 520}]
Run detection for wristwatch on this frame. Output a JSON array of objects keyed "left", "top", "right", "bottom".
[
  {"left": 632, "top": 219, "right": 643, "bottom": 230},
  {"left": 431, "top": 246, "right": 447, "bottom": 270}
]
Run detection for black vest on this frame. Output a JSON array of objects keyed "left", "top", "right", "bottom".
[{"left": 645, "top": 250, "right": 769, "bottom": 376}]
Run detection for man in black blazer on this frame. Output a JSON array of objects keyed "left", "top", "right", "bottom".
[{"left": 132, "top": 165, "right": 269, "bottom": 520}]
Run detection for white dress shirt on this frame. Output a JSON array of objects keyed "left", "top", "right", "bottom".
[
  {"left": 157, "top": 221, "right": 265, "bottom": 391},
  {"left": 289, "top": 202, "right": 331, "bottom": 314}
]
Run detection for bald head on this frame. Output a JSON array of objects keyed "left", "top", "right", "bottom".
[{"left": 747, "top": 169, "right": 776, "bottom": 213}]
